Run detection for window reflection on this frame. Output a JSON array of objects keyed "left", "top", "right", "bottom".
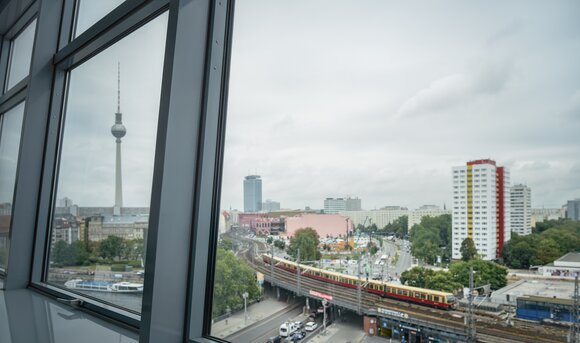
[
  {"left": 74, "top": 0, "right": 126, "bottom": 38},
  {"left": 46, "top": 13, "right": 168, "bottom": 313},
  {"left": 0, "top": 102, "right": 25, "bottom": 271},
  {"left": 5, "top": 20, "right": 36, "bottom": 91}
]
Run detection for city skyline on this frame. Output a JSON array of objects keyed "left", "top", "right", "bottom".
[{"left": 220, "top": 0, "right": 580, "bottom": 211}]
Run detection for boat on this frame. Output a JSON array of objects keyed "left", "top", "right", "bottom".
[{"left": 64, "top": 279, "right": 144, "bottom": 293}]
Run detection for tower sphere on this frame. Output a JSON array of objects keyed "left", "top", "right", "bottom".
[{"left": 111, "top": 123, "right": 126, "bottom": 138}]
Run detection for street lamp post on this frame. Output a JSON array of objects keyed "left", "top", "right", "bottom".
[
  {"left": 243, "top": 292, "right": 249, "bottom": 324},
  {"left": 322, "top": 299, "right": 328, "bottom": 334}
]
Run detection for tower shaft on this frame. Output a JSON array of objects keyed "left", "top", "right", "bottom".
[{"left": 114, "top": 139, "right": 123, "bottom": 215}]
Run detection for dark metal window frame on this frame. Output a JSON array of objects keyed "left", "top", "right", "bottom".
[
  {"left": 1, "top": 0, "right": 235, "bottom": 341},
  {"left": 0, "top": 0, "right": 38, "bottom": 279}
]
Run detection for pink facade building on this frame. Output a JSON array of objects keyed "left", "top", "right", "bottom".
[
  {"left": 237, "top": 212, "right": 284, "bottom": 235},
  {"left": 285, "top": 214, "right": 353, "bottom": 238}
]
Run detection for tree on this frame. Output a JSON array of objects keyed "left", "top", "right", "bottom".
[
  {"left": 530, "top": 238, "right": 561, "bottom": 266},
  {"left": 273, "top": 239, "right": 285, "bottom": 250},
  {"left": 287, "top": 227, "right": 321, "bottom": 261},
  {"left": 400, "top": 266, "right": 462, "bottom": 293},
  {"left": 400, "top": 267, "right": 435, "bottom": 288},
  {"left": 369, "top": 245, "right": 379, "bottom": 255},
  {"left": 383, "top": 215, "right": 408, "bottom": 237},
  {"left": 218, "top": 236, "right": 234, "bottom": 251},
  {"left": 266, "top": 237, "right": 273, "bottom": 245},
  {"left": 98, "top": 236, "right": 125, "bottom": 260},
  {"left": 503, "top": 220, "right": 580, "bottom": 269},
  {"left": 212, "top": 248, "right": 260, "bottom": 317},
  {"left": 410, "top": 224, "right": 441, "bottom": 264},
  {"left": 460, "top": 238, "right": 477, "bottom": 261},
  {"left": 52, "top": 240, "right": 72, "bottom": 266},
  {"left": 449, "top": 259, "right": 507, "bottom": 290}
]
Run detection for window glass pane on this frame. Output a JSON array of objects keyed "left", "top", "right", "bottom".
[
  {"left": 5, "top": 20, "right": 36, "bottom": 91},
  {"left": 210, "top": 1, "right": 580, "bottom": 342},
  {"left": 46, "top": 13, "right": 167, "bottom": 313},
  {"left": 0, "top": 102, "right": 25, "bottom": 272},
  {"left": 74, "top": 0, "right": 126, "bottom": 38}
]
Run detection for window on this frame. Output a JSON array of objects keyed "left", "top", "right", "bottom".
[
  {"left": 5, "top": 19, "right": 37, "bottom": 92},
  {"left": 0, "top": 102, "right": 25, "bottom": 271},
  {"left": 45, "top": 12, "right": 168, "bottom": 314},
  {"left": 74, "top": 0, "right": 126, "bottom": 38}
]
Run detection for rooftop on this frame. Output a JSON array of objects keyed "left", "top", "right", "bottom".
[
  {"left": 491, "top": 279, "right": 575, "bottom": 305},
  {"left": 556, "top": 252, "right": 580, "bottom": 264}
]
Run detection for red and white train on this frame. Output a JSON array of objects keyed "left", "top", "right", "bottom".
[{"left": 262, "top": 254, "right": 456, "bottom": 310}]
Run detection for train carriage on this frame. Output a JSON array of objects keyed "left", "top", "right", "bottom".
[{"left": 262, "top": 254, "right": 456, "bottom": 310}]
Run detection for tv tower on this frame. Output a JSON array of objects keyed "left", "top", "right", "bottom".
[{"left": 111, "top": 62, "right": 126, "bottom": 216}]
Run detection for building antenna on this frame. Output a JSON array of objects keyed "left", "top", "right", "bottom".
[{"left": 117, "top": 62, "right": 121, "bottom": 113}]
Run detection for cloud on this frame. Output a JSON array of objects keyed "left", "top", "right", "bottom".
[{"left": 397, "top": 58, "right": 513, "bottom": 118}]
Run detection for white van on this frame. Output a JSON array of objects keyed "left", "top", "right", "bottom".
[{"left": 279, "top": 322, "right": 298, "bottom": 337}]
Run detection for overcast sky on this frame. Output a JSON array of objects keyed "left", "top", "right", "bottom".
[
  {"left": 48, "top": 1, "right": 580, "bottom": 211},
  {"left": 220, "top": 0, "right": 580, "bottom": 211}
]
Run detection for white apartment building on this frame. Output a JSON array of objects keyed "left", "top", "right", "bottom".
[
  {"left": 408, "top": 205, "right": 452, "bottom": 230},
  {"left": 341, "top": 207, "right": 408, "bottom": 229},
  {"left": 510, "top": 184, "right": 532, "bottom": 236},
  {"left": 452, "top": 159, "right": 511, "bottom": 260},
  {"left": 324, "top": 197, "right": 361, "bottom": 214}
]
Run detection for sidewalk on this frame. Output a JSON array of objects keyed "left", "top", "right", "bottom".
[
  {"left": 211, "top": 296, "right": 295, "bottom": 339},
  {"left": 307, "top": 322, "right": 366, "bottom": 343}
]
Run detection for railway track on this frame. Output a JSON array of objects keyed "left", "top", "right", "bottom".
[{"left": 241, "top": 248, "right": 567, "bottom": 343}]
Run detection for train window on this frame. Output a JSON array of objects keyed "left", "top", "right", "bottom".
[{"left": 434, "top": 296, "right": 440, "bottom": 302}]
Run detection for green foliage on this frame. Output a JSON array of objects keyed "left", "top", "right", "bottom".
[
  {"left": 400, "top": 267, "right": 462, "bottom": 293},
  {"left": 212, "top": 248, "right": 260, "bottom": 317},
  {"left": 51, "top": 240, "right": 91, "bottom": 266},
  {"left": 503, "top": 220, "right": 580, "bottom": 269},
  {"left": 111, "top": 264, "right": 127, "bottom": 272},
  {"left": 219, "top": 236, "right": 234, "bottom": 251},
  {"left": 273, "top": 239, "right": 286, "bottom": 250},
  {"left": 401, "top": 259, "right": 507, "bottom": 292},
  {"left": 382, "top": 215, "right": 408, "bottom": 237},
  {"left": 266, "top": 237, "right": 273, "bottom": 244},
  {"left": 449, "top": 259, "right": 507, "bottom": 290},
  {"left": 460, "top": 238, "right": 478, "bottom": 261},
  {"left": 409, "top": 214, "right": 452, "bottom": 264},
  {"left": 287, "top": 227, "right": 321, "bottom": 261},
  {"left": 369, "top": 245, "right": 379, "bottom": 255},
  {"left": 98, "top": 236, "right": 125, "bottom": 260}
]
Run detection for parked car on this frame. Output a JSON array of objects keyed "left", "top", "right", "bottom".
[
  {"left": 305, "top": 322, "right": 318, "bottom": 332},
  {"left": 266, "top": 336, "right": 281, "bottom": 343},
  {"left": 294, "top": 321, "right": 304, "bottom": 329}
]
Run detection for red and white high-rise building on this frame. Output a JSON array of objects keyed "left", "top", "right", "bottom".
[{"left": 452, "top": 159, "right": 511, "bottom": 260}]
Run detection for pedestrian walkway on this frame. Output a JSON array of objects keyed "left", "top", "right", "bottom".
[
  {"left": 211, "top": 296, "right": 295, "bottom": 339},
  {"left": 307, "top": 322, "right": 366, "bottom": 343}
]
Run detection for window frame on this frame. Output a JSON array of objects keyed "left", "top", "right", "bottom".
[
  {"left": 0, "top": 0, "right": 38, "bottom": 280},
  {"left": 1, "top": 0, "right": 234, "bottom": 341}
]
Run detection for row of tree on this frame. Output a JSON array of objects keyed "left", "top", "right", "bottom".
[
  {"left": 503, "top": 219, "right": 580, "bottom": 269},
  {"left": 212, "top": 247, "right": 260, "bottom": 317},
  {"left": 400, "top": 259, "right": 508, "bottom": 293},
  {"left": 355, "top": 215, "right": 409, "bottom": 238},
  {"left": 51, "top": 237, "right": 144, "bottom": 266}
]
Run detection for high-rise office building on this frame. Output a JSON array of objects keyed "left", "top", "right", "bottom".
[
  {"left": 510, "top": 184, "right": 532, "bottom": 236},
  {"left": 452, "top": 159, "right": 511, "bottom": 260},
  {"left": 243, "top": 175, "right": 262, "bottom": 212},
  {"left": 324, "top": 197, "right": 361, "bottom": 214},
  {"left": 262, "top": 199, "right": 280, "bottom": 212},
  {"left": 567, "top": 199, "right": 580, "bottom": 220}
]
